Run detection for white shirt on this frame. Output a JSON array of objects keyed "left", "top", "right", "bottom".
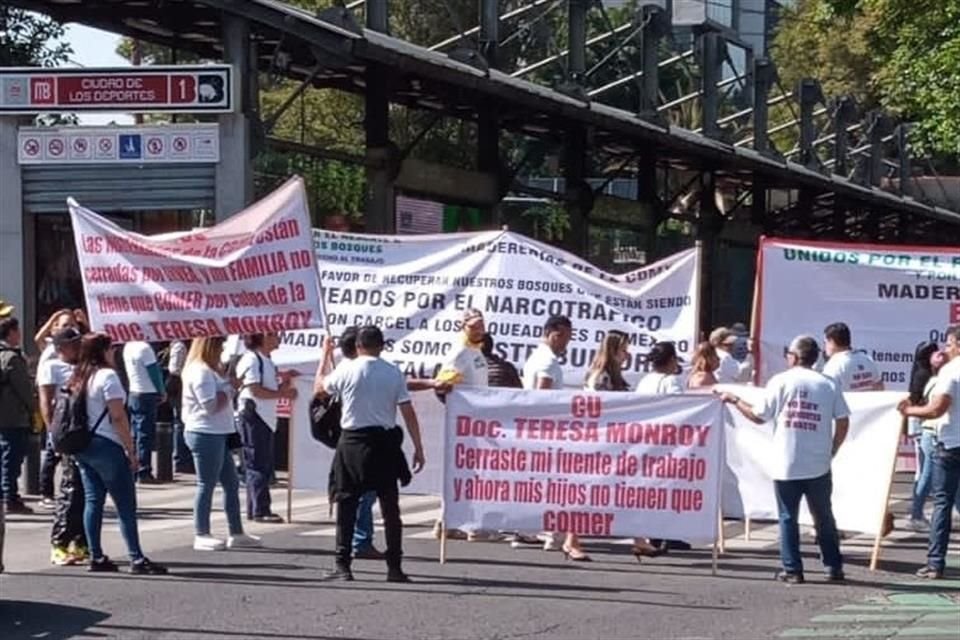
[
  {"left": 931, "top": 357, "right": 960, "bottom": 449},
  {"left": 181, "top": 361, "right": 234, "bottom": 434},
  {"left": 752, "top": 367, "right": 850, "bottom": 480},
  {"left": 86, "top": 369, "right": 127, "bottom": 448},
  {"left": 822, "top": 350, "right": 882, "bottom": 391},
  {"left": 636, "top": 372, "right": 684, "bottom": 395},
  {"left": 38, "top": 342, "right": 57, "bottom": 367},
  {"left": 237, "top": 350, "right": 279, "bottom": 431},
  {"left": 122, "top": 341, "right": 159, "bottom": 393},
  {"left": 323, "top": 355, "right": 411, "bottom": 429},
  {"left": 441, "top": 344, "right": 489, "bottom": 387},
  {"left": 523, "top": 343, "right": 564, "bottom": 389},
  {"left": 37, "top": 357, "right": 73, "bottom": 389},
  {"left": 716, "top": 349, "right": 751, "bottom": 384},
  {"left": 168, "top": 341, "right": 188, "bottom": 376}
]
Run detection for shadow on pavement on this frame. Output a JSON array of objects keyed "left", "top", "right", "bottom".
[
  {"left": 88, "top": 624, "right": 387, "bottom": 640},
  {"left": 0, "top": 600, "right": 110, "bottom": 640}
]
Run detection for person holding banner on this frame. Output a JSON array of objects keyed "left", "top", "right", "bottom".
[
  {"left": 122, "top": 340, "right": 165, "bottom": 484},
  {"left": 687, "top": 342, "right": 721, "bottom": 390},
  {"left": 710, "top": 327, "right": 753, "bottom": 385},
  {"left": 822, "top": 323, "right": 884, "bottom": 392},
  {"left": 899, "top": 325, "right": 960, "bottom": 580},
  {"left": 906, "top": 343, "right": 944, "bottom": 531},
  {"left": 720, "top": 335, "right": 849, "bottom": 584},
  {"left": 182, "top": 337, "right": 262, "bottom": 552},
  {"left": 237, "top": 333, "right": 298, "bottom": 524},
  {"left": 315, "top": 326, "right": 425, "bottom": 583}
]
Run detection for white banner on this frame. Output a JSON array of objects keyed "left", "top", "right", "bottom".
[
  {"left": 721, "top": 386, "right": 901, "bottom": 535},
  {"left": 277, "top": 230, "right": 698, "bottom": 388},
  {"left": 69, "top": 177, "right": 324, "bottom": 342},
  {"left": 755, "top": 237, "right": 960, "bottom": 389},
  {"left": 442, "top": 388, "right": 724, "bottom": 543}
]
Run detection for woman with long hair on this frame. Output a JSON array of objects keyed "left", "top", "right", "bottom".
[
  {"left": 70, "top": 333, "right": 166, "bottom": 574},
  {"left": 183, "top": 337, "right": 262, "bottom": 551},
  {"left": 585, "top": 330, "right": 631, "bottom": 392},
  {"left": 687, "top": 342, "right": 720, "bottom": 390},
  {"left": 908, "top": 342, "right": 947, "bottom": 529}
]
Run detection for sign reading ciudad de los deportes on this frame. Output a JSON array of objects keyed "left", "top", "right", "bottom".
[{"left": 0, "top": 65, "right": 233, "bottom": 113}]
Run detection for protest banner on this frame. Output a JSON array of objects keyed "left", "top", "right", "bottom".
[
  {"left": 754, "top": 236, "right": 960, "bottom": 390},
  {"left": 68, "top": 177, "right": 323, "bottom": 342},
  {"left": 277, "top": 230, "right": 699, "bottom": 388},
  {"left": 720, "top": 385, "right": 902, "bottom": 567},
  {"left": 442, "top": 388, "right": 724, "bottom": 544}
]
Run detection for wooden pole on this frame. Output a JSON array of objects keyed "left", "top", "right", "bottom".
[
  {"left": 869, "top": 426, "right": 902, "bottom": 571},
  {"left": 439, "top": 521, "right": 448, "bottom": 565},
  {"left": 717, "top": 508, "right": 726, "bottom": 554},
  {"left": 744, "top": 517, "right": 752, "bottom": 541},
  {"left": 286, "top": 409, "right": 294, "bottom": 524},
  {"left": 712, "top": 538, "right": 719, "bottom": 576}
]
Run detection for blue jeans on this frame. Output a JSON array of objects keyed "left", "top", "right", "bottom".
[
  {"left": 912, "top": 431, "right": 937, "bottom": 519},
  {"left": 774, "top": 472, "right": 843, "bottom": 576},
  {"left": 184, "top": 431, "right": 243, "bottom": 537},
  {"left": 353, "top": 491, "right": 376, "bottom": 552},
  {"left": 927, "top": 445, "right": 960, "bottom": 571},
  {"left": 0, "top": 428, "right": 29, "bottom": 504},
  {"left": 128, "top": 393, "right": 159, "bottom": 479},
  {"left": 238, "top": 408, "right": 274, "bottom": 518},
  {"left": 75, "top": 436, "right": 144, "bottom": 562},
  {"left": 171, "top": 401, "right": 192, "bottom": 471}
]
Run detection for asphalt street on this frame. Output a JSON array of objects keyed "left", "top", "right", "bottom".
[{"left": 1, "top": 477, "right": 957, "bottom": 640}]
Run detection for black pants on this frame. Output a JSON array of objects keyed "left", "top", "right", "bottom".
[
  {"left": 40, "top": 435, "right": 61, "bottom": 499},
  {"left": 51, "top": 457, "right": 86, "bottom": 548},
  {"left": 239, "top": 409, "right": 274, "bottom": 519},
  {"left": 336, "top": 484, "right": 402, "bottom": 571}
]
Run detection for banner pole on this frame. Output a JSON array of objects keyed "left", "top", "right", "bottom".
[
  {"left": 712, "top": 538, "right": 719, "bottom": 576},
  {"left": 717, "top": 508, "right": 726, "bottom": 554},
  {"left": 744, "top": 517, "right": 752, "bottom": 541},
  {"left": 286, "top": 407, "right": 294, "bottom": 524},
  {"left": 869, "top": 427, "right": 901, "bottom": 571},
  {"left": 439, "top": 520, "right": 448, "bottom": 565}
]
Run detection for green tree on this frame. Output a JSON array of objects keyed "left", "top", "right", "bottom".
[
  {"left": 772, "top": 0, "right": 960, "bottom": 159},
  {"left": 0, "top": 7, "right": 72, "bottom": 66}
]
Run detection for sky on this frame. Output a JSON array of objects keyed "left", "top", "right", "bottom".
[{"left": 63, "top": 23, "right": 135, "bottom": 125}]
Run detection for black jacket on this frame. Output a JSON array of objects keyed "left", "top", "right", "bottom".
[{"left": 0, "top": 342, "right": 34, "bottom": 429}]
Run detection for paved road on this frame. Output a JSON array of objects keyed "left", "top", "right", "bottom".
[{"left": 1, "top": 477, "right": 957, "bottom": 640}]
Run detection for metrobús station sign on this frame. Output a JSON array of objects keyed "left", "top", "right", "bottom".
[{"left": 0, "top": 65, "right": 233, "bottom": 113}]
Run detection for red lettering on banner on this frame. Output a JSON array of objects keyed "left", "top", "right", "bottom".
[
  {"left": 454, "top": 443, "right": 527, "bottom": 471},
  {"left": 614, "top": 483, "right": 668, "bottom": 510},
  {"left": 455, "top": 416, "right": 502, "bottom": 438},
  {"left": 227, "top": 251, "right": 290, "bottom": 280},
  {"left": 571, "top": 395, "right": 602, "bottom": 418},
  {"left": 104, "top": 323, "right": 146, "bottom": 343},
  {"left": 543, "top": 510, "right": 613, "bottom": 536},
  {"left": 82, "top": 235, "right": 104, "bottom": 254},
  {"left": 605, "top": 422, "right": 711, "bottom": 447},
  {"left": 514, "top": 417, "right": 600, "bottom": 442},
  {"left": 148, "top": 319, "right": 222, "bottom": 340},
  {"left": 222, "top": 311, "right": 313, "bottom": 334},
  {"left": 951, "top": 303, "right": 960, "bottom": 324}
]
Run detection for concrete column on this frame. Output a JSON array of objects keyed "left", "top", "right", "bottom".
[
  {"left": 697, "top": 172, "right": 722, "bottom": 337},
  {"left": 0, "top": 118, "right": 24, "bottom": 325},
  {"left": 216, "top": 14, "right": 253, "bottom": 221}
]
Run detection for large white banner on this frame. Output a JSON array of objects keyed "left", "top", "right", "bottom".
[
  {"left": 442, "top": 388, "right": 724, "bottom": 543},
  {"left": 277, "top": 231, "right": 699, "bottom": 387},
  {"left": 721, "top": 386, "right": 902, "bottom": 535},
  {"left": 69, "top": 177, "right": 324, "bottom": 342},
  {"left": 755, "top": 237, "right": 960, "bottom": 389}
]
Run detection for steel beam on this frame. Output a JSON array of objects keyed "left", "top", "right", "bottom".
[
  {"left": 639, "top": 3, "right": 670, "bottom": 123},
  {"left": 896, "top": 124, "right": 911, "bottom": 195},
  {"left": 364, "top": 0, "right": 394, "bottom": 232},
  {"left": 697, "top": 29, "right": 725, "bottom": 140},
  {"left": 797, "top": 79, "right": 825, "bottom": 170},
  {"left": 560, "top": 0, "right": 589, "bottom": 100},
  {"left": 751, "top": 58, "right": 776, "bottom": 156},
  {"left": 830, "top": 96, "right": 857, "bottom": 177},
  {"left": 479, "top": 0, "right": 499, "bottom": 68}
]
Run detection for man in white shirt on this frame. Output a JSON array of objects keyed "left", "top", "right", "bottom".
[
  {"left": 314, "top": 326, "right": 425, "bottom": 583},
  {"left": 523, "top": 315, "right": 572, "bottom": 390},
  {"left": 899, "top": 325, "right": 960, "bottom": 579},
  {"left": 822, "top": 322, "right": 884, "bottom": 391},
  {"left": 721, "top": 335, "right": 850, "bottom": 584},
  {"left": 711, "top": 327, "right": 753, "bottom": 384},
  {"left": 122, "top": 341, "right": 165, "bottom": 483},
  {"left": 436, "top": 309, "right": 489, "bottom": 388}
]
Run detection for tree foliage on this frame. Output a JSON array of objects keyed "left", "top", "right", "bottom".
[
  {"left": 0, "top": 7, "right": 72, "bottom": 67},
  {"left": 772, "top": 0, "right": 960, "bottom": 158}
]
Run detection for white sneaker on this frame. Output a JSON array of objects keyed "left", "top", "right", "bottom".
[
  {"left": 193, "top": 535, "right": 226, "bottom": 551},
  {"left": 538, "top": 533, "right": 561, "bottom": 552},
  {"left": 227, "top": 534, "right": 263, "bottom": 549},
  {"left": 908, "top": 518, "right": 930, "bottom": 532}
]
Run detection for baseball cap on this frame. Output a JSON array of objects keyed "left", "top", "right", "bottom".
[
  {"left": 52, "top": 326, "right": 82, "bottom": 348},
  {"left": 709, "top": 327, "right": 737, "bottom": 347},
  {"left": 462, "top": 309, "right": 484, "bottom": 327}
]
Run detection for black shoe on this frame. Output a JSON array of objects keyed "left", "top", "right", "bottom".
[
  {"left": 89, "top": 556, "right": 119, "bottom": 573},
  {"left": 353, "top": 546, "right": 386, "bottom": 561},
  {"left": 386, "top": 570, "right": 412, "bottom": 583},
  {"left": 916, "top": 565, "right": 943, "bottom": 580},
  {"left": 130, "top": 558, "right": 168, "bottom": 575},
  {"left": 321, "top": 567, "right": 354, "bottom": 582},
  {"left": 825, "top": 571, "right": 846, "bottom": 583},
  {"left": 4, "top": 500, "right": 34, "bottom": 515},
  {"left": 174, "top": 465, "right": 195, "bottom": 475},
  {"left": 137, "top": 474, "right": 161, "bottom": 485},
  {"left": 253, "top": 513, "right": 284, "bottom": 524},
  {"left": 775, "top": 570, "right": 805, "bottom": 584}
]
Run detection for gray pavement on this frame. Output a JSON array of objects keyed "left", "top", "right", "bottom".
[{"left": 0, "top": 477, "right": 957, "bottom": 640}]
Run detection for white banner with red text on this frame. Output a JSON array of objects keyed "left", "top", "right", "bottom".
[
  {"left": 442, "top": 388, "right": 724, "bottom": 543},
  {"left": 754, "top": 237, "right": 960, "bottom": 390},
  {"left": 720, "top": 386, "right": 902, "bottom": 535},
  {"left": 275, "top": 231, "right": 699, "bottom": 388},
  {"left": 68, "top": 177, "right": 324, "bottom": 342}
]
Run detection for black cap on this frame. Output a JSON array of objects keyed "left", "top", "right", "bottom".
[{"left": 52, "top": 327, "right": 82, "bottom": 348}]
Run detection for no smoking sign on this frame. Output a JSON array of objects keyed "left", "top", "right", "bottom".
[{"left": 146, "top": 136, "right": 164, "bottom": 156}]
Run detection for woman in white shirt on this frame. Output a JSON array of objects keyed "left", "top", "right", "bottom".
[
  {"left": 70, "top": 333, "right": 166, "bottom": 575},
  {"left": 182, "top": 337, "right": 261, "bottom": 551}
]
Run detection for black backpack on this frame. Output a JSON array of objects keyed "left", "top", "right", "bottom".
[
  {"left": 310, "top": 395, "right": 342, "bottom": 449},
  {"left": 50, "top": 386, "right": 108, "bottom": 455}
]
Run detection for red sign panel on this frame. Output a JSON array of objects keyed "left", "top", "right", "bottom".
[{"left": 0, "top": 66, "right": 233, "bottom": 113}]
